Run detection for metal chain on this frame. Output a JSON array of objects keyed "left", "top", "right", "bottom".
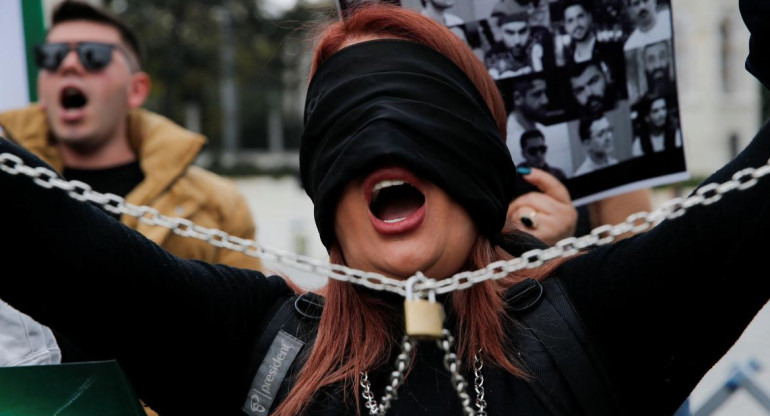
[
  {"left": 3, "top": 151, "right": 770, "bottom": 299},
  {"left": 473, "top": 353, "right": 487, "bottom": 416},
  {"left": 360, "top": 330, "right": 478, "bottom": 416},
  {"left": 360, "top": 371, "right": 379, "bottom": 415},
  {"left": 436, "top": 329, "right": 476, "bottom": 416},
  {"left": 360, "top": 335, "right": 417, "bottom": 415}
]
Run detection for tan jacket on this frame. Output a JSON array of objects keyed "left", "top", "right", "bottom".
[{"left": 0, "top": 106, "right": 261, "bottom": 271}]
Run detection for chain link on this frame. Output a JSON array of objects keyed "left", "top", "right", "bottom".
[
  {"left": 360, "top": 336, "right": 417, "bottom": 415},
  {"left": 360, "top": 371, "right": 379, "bottom": 415},
  {"left": 436, "top": 329, "right": 476, "bottom": 415},
  {"left": 3, "top": 151, "right": 770, "bottom": 299},
  {"left": 473, "top": 353, "right": 487, "bottom": 416},
  {"left": 361, "top": 330, "right": 478, "bottom": 415}
]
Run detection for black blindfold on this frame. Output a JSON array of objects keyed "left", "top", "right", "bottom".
[{"left": 301, "top": 39, "right": 518, "bottom": 248}]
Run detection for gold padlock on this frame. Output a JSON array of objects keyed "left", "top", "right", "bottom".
[
  {"left": 404, "top": 274, "right": 445, "bottom": 340},
  {"left": 404, "top": 298, "right": 445, "bottom": 340}
]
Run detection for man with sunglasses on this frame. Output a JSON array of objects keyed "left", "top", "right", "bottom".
[
  {"left": 0, "top": 2, "right": 260, "bottom": 413},
  {"left": 519, "top": 129, "right": 568, "bottom": 183},
  {"left": 0, "top": 0, "right": 260, "bottom": 267}
]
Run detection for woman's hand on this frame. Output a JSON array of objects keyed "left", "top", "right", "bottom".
[{"left": 504, "top": 168, "right": 577, "bottom": 246}]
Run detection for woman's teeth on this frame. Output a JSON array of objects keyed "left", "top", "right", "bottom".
[{"left": 372, "top": 179, "right": 406, "bottom": 199}]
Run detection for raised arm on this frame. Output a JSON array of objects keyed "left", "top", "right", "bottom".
[
  {"left": 0, "top": 137, "right": 292, "bottom": 414},
  {"left": 558, "top": 121, "right": 770, "bottom": 414}
]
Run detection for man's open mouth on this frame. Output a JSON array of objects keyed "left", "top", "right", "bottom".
[{"left": 60, "top": 87, "right": 88, "bottom": 110}]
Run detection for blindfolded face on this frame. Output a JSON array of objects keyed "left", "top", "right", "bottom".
[
  {"left": 302, "top": 40, "right": 517, "bottom": 252},
  {"left": 334, "top": 164, "right": 477, "bottom": 280}
]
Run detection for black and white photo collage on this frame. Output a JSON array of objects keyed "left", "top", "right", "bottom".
[{"left": 339, "top": 0, "right": 689, "bottom": 204}]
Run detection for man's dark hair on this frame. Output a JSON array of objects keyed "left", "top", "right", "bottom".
[
  {"left": 578, "top": 112, "right": 605, "bottom": 142},
  {"left": 561, "top": 0, "right": 591, "bottom": 19},
  {"left": 520, "top": 129, "right": 545, "bottom": 149},
  {"left": 51, "top": 1, "right": 143, "bottom": 68},
  {"left": 640, "top": 94, "right": 668, "bottom": 117},
  {"left": 511, "top": 76, "right": 541, "bottom": 96},
  {"left": 568, "top": 60, "right": 604, "bottom": 82}
]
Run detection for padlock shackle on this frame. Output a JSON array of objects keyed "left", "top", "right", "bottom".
[
  {"left": 405, "top": 272, "right": 438, "bottom": 302},
  {"left": 404, "top": 273, "right": 424, "bottom": 300}
]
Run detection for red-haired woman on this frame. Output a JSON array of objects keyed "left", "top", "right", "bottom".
[{"left": 0, "top": 3, "right": 768, "bottom": 416}]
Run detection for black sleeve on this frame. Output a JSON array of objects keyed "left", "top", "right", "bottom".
[
  {"left": 557, "top": 119, "right": 770, "bottom": 415},
  {"left": 0, "top": 138, "right": 293, "bottom": 415}
]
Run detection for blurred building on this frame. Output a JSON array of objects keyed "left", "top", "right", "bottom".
[{"left": 672, "top": 0, "right": 761, "bottom": 177}]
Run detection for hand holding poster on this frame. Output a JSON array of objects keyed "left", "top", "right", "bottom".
[{"left": 337, "top": 0, "right": 688, "bottom": 206}]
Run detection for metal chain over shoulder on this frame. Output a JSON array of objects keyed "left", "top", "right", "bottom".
[{"left": 2, "top": 151, "right": 770, "bottom": 299}]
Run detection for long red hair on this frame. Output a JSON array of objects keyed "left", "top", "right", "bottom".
[{"left": 274, "top": 4, "right": 562, "bottom": 415}]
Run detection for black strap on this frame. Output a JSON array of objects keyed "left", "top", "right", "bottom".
[
  {"left": 509, "top": 278, "right": 621, "bottom": 415},
  {"left": 243, "top": 293, "right": 323, "bottom": 415}
]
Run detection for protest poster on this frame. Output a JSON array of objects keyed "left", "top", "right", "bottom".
[
  {"left": 337, "top": 0, "right": 688, "bottom": 206},
  {"left": 0, "top": 360, "right": 146, "bottom": 415}
]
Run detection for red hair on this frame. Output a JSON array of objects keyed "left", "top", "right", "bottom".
[{"left": 274, "top": 4, "right": 562, "bottom": 415}]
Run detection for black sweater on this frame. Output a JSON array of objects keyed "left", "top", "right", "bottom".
[{"left": 0, "top": 121, "right": 769, "bottom": 415}]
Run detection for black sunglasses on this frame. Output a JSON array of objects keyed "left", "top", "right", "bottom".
[
  {"left": 526, "top": 145, "right": 548, "bottom": 156},
  {"left": 35, "top": 42, "right": 137, "bottom": 72}
]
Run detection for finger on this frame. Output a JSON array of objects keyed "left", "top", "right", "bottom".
[
  {"left": 518, "top": 168, "right": 571, "bottom": 203},
  {"left": 510, "top": 205, "right": 577, "bottom": 245},
  {"left": 509, "top": 191, "right": 571, "bottom": 216}
]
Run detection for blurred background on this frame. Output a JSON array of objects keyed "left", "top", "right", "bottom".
[{"left": 2, "top": 0, "right": 769, "bottom": 414}]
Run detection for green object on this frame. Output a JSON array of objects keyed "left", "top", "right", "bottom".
[
  {"left": 21, "top": 0, "right": 45, "bottom": 102},
  {"left": 0, "top": 360, "right": 146, "bottom": 416}
]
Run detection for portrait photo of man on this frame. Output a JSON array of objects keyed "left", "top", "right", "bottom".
[
  {"left": 641, "top": 39, "right": 676, "bottom": 98},
  {"left": 574, "top": 112, "right": 620, "bottom": 175},
  {"left": 622, "top": 0, "right": 672, "bottom": 51},
  {"left": 419, "top": 0, "right": 464, "bottom": 26},
  {"left": 625, "top": 38, "right": 676, "bottom": 107},
  {"left": 557, "top": 0, "right": 624, "bottom": 67},
  {"left": 506, "top": 75, "right": 550, "bottom": 147},
  {"left": 484, "top": 1, "right": 555, "bottom": 79},
  {"left": 519, "top": 129, "right": 569, "bottom": 182},
  {"left": 567, "top": 59, "right": 619, "bottom": 115}
]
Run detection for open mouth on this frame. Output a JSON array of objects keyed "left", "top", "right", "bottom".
[
  {"left": 370, "top": 180, "right": 425, "bottom": 224},
  {"left": 364, "top": 167, "right": 427, "bottom": 235},
  {"left": 60, "top": 87, "right": 88, "bottom": 110}
]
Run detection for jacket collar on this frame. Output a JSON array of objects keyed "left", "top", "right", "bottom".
[{"left": 0, "top": 105, "right": 206, "bottom": 206}]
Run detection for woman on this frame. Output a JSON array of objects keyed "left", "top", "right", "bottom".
[{"left": 0, "top": 3, "right": 768, "bottom": 416}]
